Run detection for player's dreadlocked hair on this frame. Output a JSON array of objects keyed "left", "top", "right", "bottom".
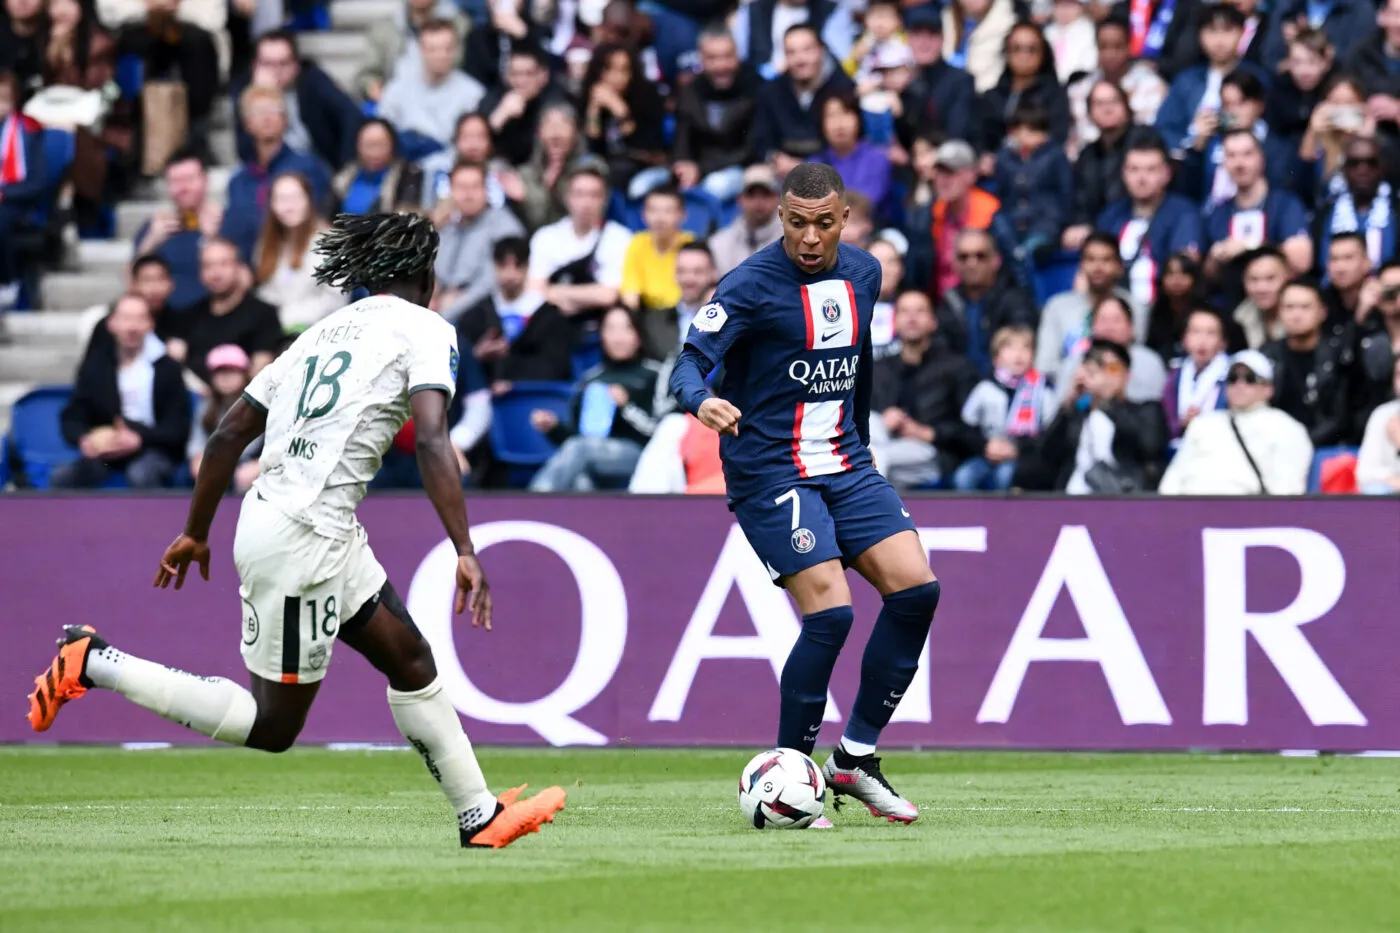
[{"left": 312, "top": 211, "right": 440, "bottom": 294}]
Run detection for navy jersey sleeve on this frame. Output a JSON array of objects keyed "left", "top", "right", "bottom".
[{"left": 683, "top": 268, "right": 754, "bottom": 368}]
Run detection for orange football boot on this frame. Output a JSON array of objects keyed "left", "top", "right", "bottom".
[
  {"left": 27, "top": 625, "right": 103, "bottom": 732},
  {"left": 463, "top": 784, "right": 567, "bottom": 849}
]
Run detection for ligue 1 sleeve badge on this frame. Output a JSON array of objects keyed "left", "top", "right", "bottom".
[
  {"left": 449, "top": 345, "right": 460, "bottom": 382},
  {"left": 694, "top": 302, "right": 727, "bottom": 333}
]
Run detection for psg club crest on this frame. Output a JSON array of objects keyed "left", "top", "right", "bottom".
[
  {"left": 790, "top": 527, "right": 816, "bottom": 554},
  {"left": 821, "top": 298, "right": 841, "bottom": 324}
]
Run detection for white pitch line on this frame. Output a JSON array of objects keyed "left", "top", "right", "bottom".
[{"left": 5, "top": 804, "right": 1400, "bottom": 815}]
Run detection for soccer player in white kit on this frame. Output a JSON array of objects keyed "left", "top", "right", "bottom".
[{"left": 26, "top": 212, "right": 566, "bottom": 849}]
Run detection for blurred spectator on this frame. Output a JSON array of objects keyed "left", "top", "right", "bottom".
[
  {"left": 1145, "top": 251, "right": 1209, "bottom": 360},
  {"left": 733, "top": 0, "right": 854, "bottom": 80},
  {"left": 1154, "top": 5, "right": 1266, "bottom": 157},
  {"left": 1160, "top": 349, "right": 1313, "bottom": 494},
  {"left": 640, "top": 239, "right": 714, "bottom": 359},
  {"left": 1021, "top": 338, "right": 1168, "bottom": 492},
  {"left": 0, "top": 0, "right": 45, "bottom": 94},
  {"left": 100, "top": 0, "right": 218, "bottom": 154},
  {"left": 812, "top": 91, "right": 891, "bottom": 212},
  {"left": 373, "top": 340, "right": 488, "bottom": 488},
  {"left": 433, "top": 161, "right": 526, "bottom": 322},
  {"left": 752, "top": 24, "right": 853, "bottom": 175},
  {"left": 982, "top": 22, "right": 1071, "bottom": 154},
  {"left": 941, "top": 0, "right": 1016, "bottom": 93},
  {"left": 671, "top": 25, "right": 759, "bottom": 201},
  {"left": 915, "top": 140, "right": 998, "bottom": 300},
  {"left": 1037, "top": 231, "right": 1139, "bottom": 375},
  {"left": 899, "top": 5, "right": 976, "bottom": 146},
  {"left": 221, "top": 84, "right": 331, "bottom": 260},
  {"left": 867, "top": 236, "right": 903, "bottom": 355},
  {"left": 526, "top": 160, "right": 630, "bottom": 317},
  {"left": 233, "top": 30, "right": 361, "bottom": 171},
  {"left": 1315, "top": 137, "right": 1397, "bottom": 274},
  {"left": 53, "top": 293, "right": 191, "bottom": 489},
  {"left": 1044, "top": 0, "right": 1095, "bottom": 86},
  {"left": 1058, "top": 294, "right": 1167, "bottom": 402},
  {"left": 421, "top": 112, "right": 520, "bottom": 213},
  {"left": 379, "top": 18, "right": 485, "bottom": 158},
  {"left": 844, "top": 0, "right": 902, "bottom": 84},
  {"left": 457, "top": 236, "right": 574, "bottom": 386},
  {"left": 839, "top": 190, "right": 874, "bottom": 247},
  {"left": 1262, "top": 278, "right": 1354, "bottom": 447},
  {"left": 580, "top": 42, "right": 667, "bottom": 198},
  {"left": 480, "top": 45, "right": 564, "bottom": 167},
  {"left": 620, "top": 185, "right": 692, "bottom": 313},
  {"left": 992, "top": 101, "right": 1072, "bottom": 262},
  {"left": 1202, "top": 130, "right": 1312, "bottom": 302},
  {"left": 1298, "top": 74, "right": 1373, "bottom": 203},
  {"left": 869, "top": 288, "right": 980, "bottom": 489},
  {"left": 708, "top": 163, "right": 782, "bottom": 275},
  {"left": 517, "top": 101, "right": 587, "bottom": 230},
  {"left": 1181, "top": 70, "right": 1301, "bottom": 207},
  {"left": 357, "top": 0, "right": 468, "bottom": 104},
  {"left": 461, "top": 0, "right": 549, "bottom": 89},
  {"left": 528, "top": 305, "right": 666, "bottom": 490},
  {"left": 0, "top": 71, "right": 46, "bottom": 314},
  {"left": 1067, "top": 18, "right": 1165, "bottom": 150},
  {"left": 953, "top": 324, "right": 1055, "bottom": 490},
  {"left": 253, "top": 173, "right": 345, "bottom": 334},
  {"left": 133, "top": 147, "right": 219, "bottom": 310},
  {"left": 187, "top": 343, "right": 261, "bottom": 492},
  {"left": 166, "top": 237, "right": 281, "bottom": 385},
  {"left": 1356, "top": 355, "right": 1400, "bottom": 493},
  {"left": 1232, "top": 246, "right": 1289, "bottom": 347},
  {"left": 626, "top": 412, "right": 725, "bottom": 493},
  {"left": 1161, "top": 306, "right": 1229, "bottom": 442},
  {"left": 332, "top": 119, "right": 424, "bottom": 216},
  {"left": 1321, "top": 232, "right": 1373, "bottom": 333},
  {"left": 1097, "top": 133, "right": 1203, "bottom": 309},
  {"left": 936, "top": 229, "right": 1037, "bottom": 375},
  {"left": 1265, "top": 27, "right": 1334, "bottom": 144},
  {"left": 1262, "top": 0, "right": 1371, "bottom": 75},
  {"left": 1354, "top": 0, "right": 1400, "bottom": 106},
  {"left": 1063, "top": 79, "right": 1131, "bottom": 248},
  {"left": 78, "top": 255, "right": 179, "bottom": 365}
]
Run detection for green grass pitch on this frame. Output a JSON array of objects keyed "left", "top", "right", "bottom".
[{"left": 2, "top": 747, "right": 1399, "bottom": 932}]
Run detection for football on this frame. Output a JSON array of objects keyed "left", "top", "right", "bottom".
[{"left": 737, "top": 748, "right": 826, "bottom": 829}]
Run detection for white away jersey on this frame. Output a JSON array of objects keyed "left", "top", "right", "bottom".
[{"left": 243, "top": 295, "right": 458, "bottom": 540}]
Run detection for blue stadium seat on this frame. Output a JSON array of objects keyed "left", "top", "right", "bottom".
[
  {"left": 608, "top": 190, "right": 644, "bottom": 231},
  {"left": 1307, "top": 446, "right": 1360, "bottom": 493},
  {"left": 7, "top": 385, "right": 77, "bottom": 489},
  {"left": 490, "top": 381, "right": 575, "bottom": 485},
  {"left": 680, "top": 188, "right": 722, "bottom": 238},
  {"left": 115, "top": 53, "right": 143, "bottom": 100},
  {"left": 571, "top": 334, "right": 602, "bottom": 381},
  {"left": 1033, "top": 250, "right": 1081, "bottom": 306}
]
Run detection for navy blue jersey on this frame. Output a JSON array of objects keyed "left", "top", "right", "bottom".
[{"left": 682, "top": 240, "right": 882, "bottom": 502}]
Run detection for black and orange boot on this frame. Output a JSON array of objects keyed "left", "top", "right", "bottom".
[{"left": 27, "top": 625, "right": 105, "bottom": 732}]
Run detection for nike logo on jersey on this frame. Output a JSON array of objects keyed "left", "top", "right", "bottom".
[
  {"left": 822, "top": 326, "right": 843, "bottom": 341},
  {"left": 901, "top": 508, "right": 911, "bottom": 518}
]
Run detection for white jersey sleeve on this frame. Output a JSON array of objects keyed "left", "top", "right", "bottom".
[
  {"left": 243, "top": 345, "right": 299, "bottom": 412},
  {"left": 407, "top": 314, "right": 460, "bottom": 402}
]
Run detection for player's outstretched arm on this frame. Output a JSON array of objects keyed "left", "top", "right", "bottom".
[
  {"left": 411, "top": 388, "right": 493, "bottom": 630},
  {"left": 156, "top": 397, "right": 267, "bottom": 589}
]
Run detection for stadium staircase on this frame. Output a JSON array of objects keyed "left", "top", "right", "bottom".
[{"left": 0, "top": 0, "right": 390, "bottom": 436}]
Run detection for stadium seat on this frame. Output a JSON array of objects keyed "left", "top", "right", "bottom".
[
  {"left": 571, "top": 334, "right": 602, "bottom": 380},
  {"left": 7, "top": 385, "right": 77, "bottom": 489},
  {"left": 680, "top": 188, "right": 722, "bottom": 238},
  {"left": 1308, "top": 446, "right": 1361, "bottom": 494},
  {"left": 490, "top": 381, "right": 575, "bottom": 486},
  {"left": 1032, "top": 250, "right": 1081, "bottom": 307},
  {"left": 115, "top": 53, "right": 143, "bottom": 100}
]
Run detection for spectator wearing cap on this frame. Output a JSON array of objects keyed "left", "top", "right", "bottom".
[
  {"left": 1233, "top": 246, "right": 1289, "bottom": 347},
  {"left": 457, "top": 236, "right": 574, "bottom": 389},
  {"left": 526, "top": 161, "right": 632, "bottom": 318},
  {"left": 0, "top": 0, "right": 44, "bottom": 94},
  {"left": 133, "top": 147, "right": 220, "bottom": 311},
  {"left": 1066, "top": 19, "right": 1166, "bottom": 154},
  {"left": 912, "top": 140, "right": 999, "bottom": 302},
  {"left": 1062, "top": 79, "right": 1131, "bottom": 249},
  {"left": 1202, "top": 129, "right": 1312, "bottom": 303},
  {"left": 331, "top": 118, "right": 425, "bottom": 216},
  {"left": 811, "top": 91, "right": 892, "bottom": 214},
  {"left": 1356, "top": 354, "right": 1400, "bottom": 494},
  {"left": 187, "top": 343, "right": 261, "bottom": 493},
  {"left": 899, "top": 4, "right": 976, "bottom": 146},
  {"left": 1057, "top": 294, "right": 1167, "bottom": 402},
  {"left": 1154, "top": 5, "right": 1269, "bottom": 158},
  {"left": 167, "top": 238, "right": 281, "bottom": 386},
  {"left": 357, "top": 0, "right": 468, "bottom": 105},
  {"left": 1044, "top": 0, "right": 1096, "bottom": 86},
  {"left": 982, "top": 23, "right": 1072, "bottom": 155},
  {"left": 379, "top": 19, "right": 486, "bottom": 159},
  {"left": 846, "top": 0, "right": 904, "bottom": 84},
  {"left": 708, "top": 164, "right": 783, "bottom": 275},
  {"left": 1161, "top": 307, "right": 1231, "bottom": 442},
  {"left": 433, "top": 161, "right": 526, "bottom": 324},
  {"left": 1261, "top": 0, "right": 1371, "bottom": 76},
  {"left": 1096, "top": 133, "right": 1203, "bottom": 310},
  {"left": 53, "top": 293, "right": 191, "bottom": 489},
  {"left": 0, "top": 70, "right": 47, "bottom": 314},
  {"left": 1262, "top": 278, "right": 1354, "bottom": 447},
  {"left": 1018, "top": 337, "right": 1169, "bottom": 493},
  {"left": 937, "top": 229, "right": 1038, "bottom": 375},
  {"left": 1160, "top": 349, "right": 1312, "bottom": 494},
  {"left": 517, "top": 102, "right": 589, "bottom": 231},
  {"left": 733, "top": 0, "right": 854, "bottom": 81},
  {"left": 1314, "top": 137, "right": 1399, "bottom": 275},
  {"left": 232, "top": 30, "right": 362, "bottom": 172},
  {"left": 580, "top": 42, "right": 669, "bottom": 200},
  {"left": 992, "top": 101, "right": 1073, "bottom": 266},
  {"left": 221, "top": 84, "right": 331, "bottom": 262},
  {"left": 671, "top": 25, "right": 761, "bottom": 203},
  {"left": 479, "top": 46, "right": 568, "bottom": 168},
  {"left": 752, "top": 24, "right": 855, "bottom": 178},
  {"left": 1181, "top": 70, "right": 1302, "bottom": 208},
  {"left": 941, "top": 0, "right": 1017, "bottom": 94},
  {"left": 1036, "top": 231, "right": 1141, "bottom": 375}
]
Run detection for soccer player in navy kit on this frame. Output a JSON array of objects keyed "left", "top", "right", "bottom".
[{"left": 669, "top": 163, "right": 939, "bottom": 825}]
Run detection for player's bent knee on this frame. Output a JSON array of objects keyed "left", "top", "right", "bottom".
[
  {"left": 246, "top": 719, "right": 302, "bottom": 753},
  {"left": 885, "top": 580, "right": 941, "bottom": 622}
]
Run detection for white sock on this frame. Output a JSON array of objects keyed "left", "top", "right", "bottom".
[
  {"left": 839, "top": 737, "right": 877, "bottom": 758},
  {"left": 387, "top": 678, "right": 498, "bottom": 834},
  {"left": 85, "top": 646, "right": 257, "bottom": 745}
]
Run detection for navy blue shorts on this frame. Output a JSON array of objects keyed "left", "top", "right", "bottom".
[{"left": 732, "top": 467, "right": 917, "bottom": 583}]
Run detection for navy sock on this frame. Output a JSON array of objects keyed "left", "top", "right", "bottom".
[
  {"left": 777, "top": 606, "right": 854, "bottom": 756},
  {"left": 844, "top": 581, "right": 941, "bottom": 750}
]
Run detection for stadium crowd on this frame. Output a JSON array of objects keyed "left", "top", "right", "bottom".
[{"left": 4, "top": 0, "right": 1400, "bottom": 495}]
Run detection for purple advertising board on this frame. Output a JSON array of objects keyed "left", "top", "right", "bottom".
[{"left": 2, "top": 495, "right": 1398, "bottom": 750}]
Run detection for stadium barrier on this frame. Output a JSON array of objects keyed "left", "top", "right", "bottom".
[{"left": 3, "top": 495, "right": 1398, "bottom": 750}]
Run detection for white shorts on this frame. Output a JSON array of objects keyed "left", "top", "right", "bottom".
[{"left": 233, "top": 491, "right": 387, "bottom": 685}]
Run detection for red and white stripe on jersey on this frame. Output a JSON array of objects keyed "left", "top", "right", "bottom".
[{"left": 791, "top": 279, "right": 859, "bottom": 478}]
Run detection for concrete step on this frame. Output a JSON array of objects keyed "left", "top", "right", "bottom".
[
  {"left": 0, "top": 381, "right": 36, "bottom": 437},
  {"left": 39, "top": 271, "right": 123, "bottom": 312},
  {"left": 117, "top": 200, "right": 158, "bottom": 240},
  {"left": 319, "top": 57, "right": 360, "bottom": 97},
  {"left": 298, "top": 31, "right": 370, "bottom": 61},
  {"left": 210, "top": 125, "right": 237, "bottom": 168},
  {"left": 75, "top": 240, "right": 134, "bottom": 274},
  {"left": 5, "top": 309, "right": 94, "bottom": 341},
  {"left": 331, "top": 0, "right": 401, "bottom": 31},
  {"left": 0, "top": 342, "right": 82, "bottom": 384}
]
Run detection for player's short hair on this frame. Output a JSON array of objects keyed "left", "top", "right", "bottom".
[
  {"left": 1082, "top": 231, "right": 1122, "bottom": 258},
  {"left": 131, "top": 254, "right": 171, "bottom": 278},
  {"left": 1329, "top": 231, "right": 1369, "bottom": 255},
  {"left": 312, "top": 211, "right": 439, "bottom": 293},
  {"left": 782, "top": 162, "right": 846, "bottom": 202},
  {"left": 991, "top": 324, "right": 1034, "bottom": 356},
  {"left": 493, "top": 235, "right": 529, "bottom": 265}
]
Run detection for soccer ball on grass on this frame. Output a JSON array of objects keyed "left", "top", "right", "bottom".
[{"left": 738, "top": 747, "right": 826, "bottom": 829}]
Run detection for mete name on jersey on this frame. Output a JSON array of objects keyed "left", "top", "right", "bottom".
[{"left": 788, "top": 353, "right": 859, "bottom": 395}]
